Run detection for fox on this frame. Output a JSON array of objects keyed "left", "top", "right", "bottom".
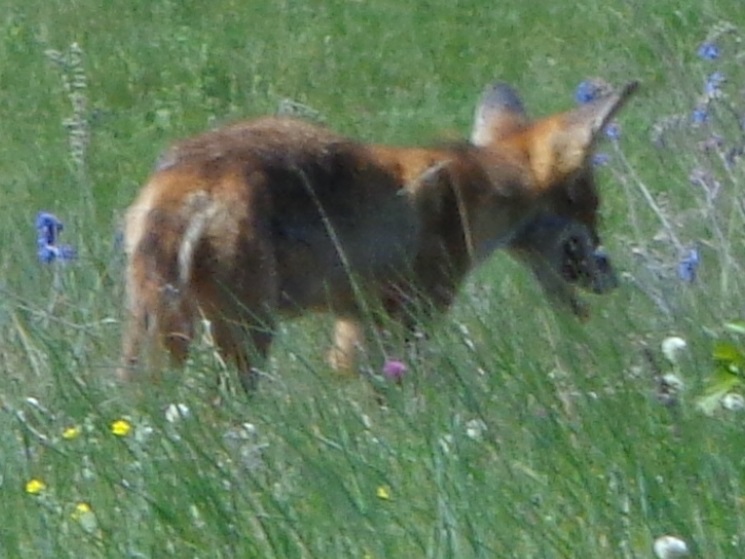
[{"left": 118, "top": 80, "right": 638, "bottom": 392}]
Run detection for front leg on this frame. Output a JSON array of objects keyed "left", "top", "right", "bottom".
[
  {"left": 326, "top": 316, "right": 367, "bottom": 375},
  {"left": 380, "top": 281, "right": 452, "bottom": 367}
]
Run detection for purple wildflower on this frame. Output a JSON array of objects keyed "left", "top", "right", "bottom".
[
  {"left": 677, "top": 248, "right": 700, "bottom": 283},
  {"left": 382, "top": 359, "right": 408, "bottom": 382},
  {"left": 697, "top": 42, "right": 720, "bottom": 61}
]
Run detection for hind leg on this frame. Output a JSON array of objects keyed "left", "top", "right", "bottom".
[
  {"left": 118, "top": 240, "right": 197, "bottom": 381},
  {"left": 118, "top": 266, "right": 154, "bottom": 382},
  {"left": 160, "top": 300, "right": 195, "bottom": 368},
  {"left": 190, "top": 206, "right": 279, "bottom": 393},
  {"left": 118, "top": 304, "right": 149, "bottom": 382},
  {"left": 118, "top": 279, "right": 168, "bottom": 381},
  {"left": 199, "top": 250, "right": 278, "bottom": 393},
  {"left": 209, "top": 315, "right": 275, "bottom": 393},
  {"left": 119, "top": 295, "right": 195, "bottom": 381}
]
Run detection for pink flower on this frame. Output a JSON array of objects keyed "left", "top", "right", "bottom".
[{"left": 382, "top": 359, "right": 408, "bottom": 382}]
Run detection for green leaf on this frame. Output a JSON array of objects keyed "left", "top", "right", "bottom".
[
  {"left": 712, "top": 341, "right": 745, "bottom": 369},
  {"left": 724, "top": 321, "right": 745, "bottom": 336},
  {"left": 711, "top": 366, "right": 742, "bottom": 387},
  {"left": 697, "top": 368, "right": 743, "bottom": 415},
  {"left": 697, "top": 387, "right": 730, "bottom": 415}
]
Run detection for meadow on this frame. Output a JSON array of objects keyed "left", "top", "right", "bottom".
[{"left": 1, "top": 0, "right": 745, "bottom": 557}]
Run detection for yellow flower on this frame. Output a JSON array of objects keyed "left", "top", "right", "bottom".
[
  {"left": 110, "top": 419, "right": 132, "bottom": 437},
  {"left": 25, "top": 478, "right": 46, "bottom": 495},
  {"left": 72, "top": 501, "right": 99, "bottom": 533},
  {"left": 62, "top": 426, "right": 81, "bottom": 440},
  {"left": 72, "top": 502, "right": 92, "bottom": 520},
  {"left": 376, "top": 485, "right": 391, "bottom": 501}
]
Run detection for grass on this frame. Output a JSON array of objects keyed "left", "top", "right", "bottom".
[{"left": 2, "top": 0, "right": 745, "bottom": 557}]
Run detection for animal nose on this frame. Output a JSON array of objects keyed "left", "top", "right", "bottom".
[
  {"left": 592, "top": 247, "right": 619, "bottom": 292},
  {"left": 594, "top": 249, "right": 610, "bottom": 271}
]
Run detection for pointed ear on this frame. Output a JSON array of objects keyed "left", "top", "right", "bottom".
[
  {"left": 470, "top": 82, "right": 529, "bottom": 147},
  {"left": 529, "top": 81, "right": 639, "bottom": 186}
]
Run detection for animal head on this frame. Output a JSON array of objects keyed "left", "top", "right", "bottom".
[
  {"left": 471, "top": 80, "right": 638, "bottom": 317},
  {"left": 509, "top": 215, "right": 617, "bottom": 318}
]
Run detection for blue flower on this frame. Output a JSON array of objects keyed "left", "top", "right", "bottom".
[
  {"left": 37, "top": 244, "right": 77, "bottom": 264},
  {"left": 677, "top": 248, "right": 699, "bottom": 283},
  {"left": 691, "top": 107, "right": 708, "bottom": 124},
  {"left": 36, "top": 212, "right": 64, "bottom": 246},
  {"left": 604, "top": 121, "right": 621, "bottom": 141},
  {"left": 35, "top": 211, "right": 76, "bottom": 264},
  {"left": 705, "top": 71, "right": 725, "bottom": 97},
  {"left": 575, "top": 82, "right": 597, "bottom": 104},
  {"left": 575, "top": 79, "right": 611, "bottom": 105},
  {"left": 697, "top": 42, "right": 720, "bottom": 61},
  {"left": 592, "top": 153, "right": 611, "bottom": 166}
]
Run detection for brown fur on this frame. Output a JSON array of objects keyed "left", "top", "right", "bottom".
[{"left": 119, "top": 81, "right": 638, "bottom": 391}]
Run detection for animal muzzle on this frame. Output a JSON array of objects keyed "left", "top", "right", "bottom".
[
  {"left": 588, "top": 247, "right": 618, "bottom": 293},
  {"left": 514, "top": 215, "right": 618, "bottom": 299},
  {"left": 559, "top": 234, "right": 618, "bottom": 294}
]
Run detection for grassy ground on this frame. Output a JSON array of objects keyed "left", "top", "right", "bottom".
[{"left": 1, "top": 0, "right": 745, "bottom": 557}]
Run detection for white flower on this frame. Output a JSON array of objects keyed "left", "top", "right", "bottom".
[
  {"left": 653, "top": 535, "right": 689, "bottom": 558},
  {"left": 165, "top": 403, "right": 191, "bottom": 423},
  {"left": 722, "top": 392, "right": 745, "bottom": 411},
  {"left": 438, "top": 434, "right": 453, "bottom": 455},
  {"left": 661, "top": 337, "right": 688, "bottom": 364},
  {"left": 223, "top": 422, "right": 258, "bottom": 443},
  {"left": 223, "top": 423, "right": 265, "bottom": 471},
  {"left": 133, "top": 423, "right": 154, "bottom": 444},
  {"left": 241, "top": 422, "right": 257, "bottom": 436},
  {"left": 465, "top": 419, "right": 487, "bottom": 441},
  {"left": 661, "top": 373, "right": 685, "bottom": 393}
]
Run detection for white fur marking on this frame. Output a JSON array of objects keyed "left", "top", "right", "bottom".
[
  {"left": 178, "top": 192, "right": 218, "bottom": 286},
  {"left": 123, "top": 187, "right": 160, "bottom": 257}
]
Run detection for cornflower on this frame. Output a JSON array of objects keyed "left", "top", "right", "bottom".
[
  {"left": 677, "top": 249, "right": 700, "bottom": 283},
  {"left": 35, "top": 211, "right": 76, "bottom": 264},
  {"left": 697, "top": 42, "right": 719, "bottom": 60}
]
